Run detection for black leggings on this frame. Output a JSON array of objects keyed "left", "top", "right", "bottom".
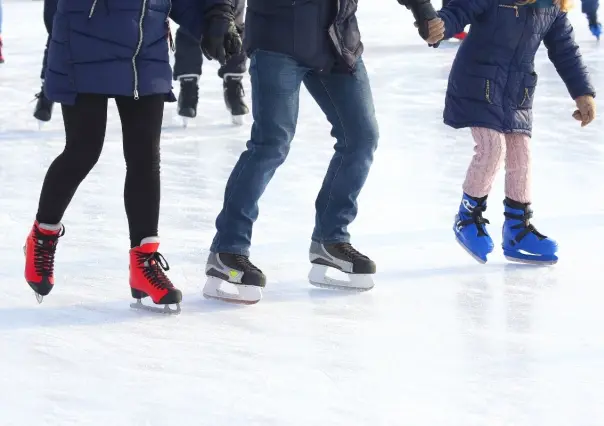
[{"left": 36, "top": 94, "right": 164, "bottom": 247}]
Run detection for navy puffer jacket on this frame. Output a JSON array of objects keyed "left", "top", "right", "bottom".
[
  {"left": 439, "top": 0, "right": 595, "bottom": 136},
  {"left": 44, "top": 0, "right": 228, "bottom": 105}
]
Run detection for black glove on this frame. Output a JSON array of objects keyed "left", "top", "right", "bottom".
[
  {"left": 398, "top": 0, "right": 440, "bottom": 47},
  {"left": 201, "top": 4, "right": 243, "bottom": 64}
]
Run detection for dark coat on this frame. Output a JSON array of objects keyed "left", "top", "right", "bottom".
[
  {"left": 44, "top": 0, "right": 227, "bottom": 105},
  {"left": 244, "top": 0, "right": 363, "bottom": 72},
  {"left": 439, "top": 0, "right": 595, "bottom": 136}
]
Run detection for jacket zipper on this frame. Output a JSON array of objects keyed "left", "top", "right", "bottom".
[
  {"left": 498, "top": 4, "right": 519, "bottom": 17},
  {"left": 485, "top": 80, "right": 492, "bottom": 104},
  {"left": 167, "top": 0, "right": 175, "bottom": 52},
  {"left": 132, "top": 0, "right": 148, "bottom": 99},
  {"left": 89, "top": 0, "right": 99, "bottom": 18}
]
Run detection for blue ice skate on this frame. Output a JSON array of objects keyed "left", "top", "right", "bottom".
[
  {"left": 454, "top": 193, "right": 494, "bottom": 263},
  {"left": 502, "top": 198, "right": 558, "bottom": 265},
  {"left": 590, "top": 22, "right": 602, "bottom": 40}
]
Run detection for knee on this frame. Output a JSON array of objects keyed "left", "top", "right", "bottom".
[
  {"left": 60, "top": 144, "right": 102, "bottom": 177},
  {"left": 125, "top": 149, "right": 160, "bottom": 174}
]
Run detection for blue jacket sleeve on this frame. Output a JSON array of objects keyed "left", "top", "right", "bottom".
[
  {"left": 169, "top": 0, "right": 233, "bottom": 40},
  {"left": 543, "top": 12, "right": 595, "bottom": 99},
  {"left": 437, "top": 0, "right": 494, "bottom": 39}
]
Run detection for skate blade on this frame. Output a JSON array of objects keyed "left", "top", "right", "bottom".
[
  {"left": 202, "top": 277, "right": 262, "bottom": 304},
  {"left": 504, "top": 254, "right": 557, "bottom": 266},
  {"left": 231, "top": 115, "right": 245, "bottom": 126},
  {"left": 455, "top": 236, "right": 488, "bottom": 264},
  {"left": 308, "top": 264, "right": 374, "bottom": 291},
  {"left": 130, "top": 299, "right": 181, "bottom": 314}
]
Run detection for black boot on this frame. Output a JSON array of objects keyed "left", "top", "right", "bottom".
[
  {"left": 177, "top": 76, "right": 199, "bottom": 119},
  {"left": 223, "top": 74, "right": 249, "bottom": 121}
]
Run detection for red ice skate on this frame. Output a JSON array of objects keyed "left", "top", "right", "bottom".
[
  {"left": 129, "top": 237, "right": 182, "bottom": 314},
  {"left": 24, "top": 221, "right": 64, "bottom": 303},
  {"left": 0, "top": 36, "right": 5, "bottom": 63},
  {"left": 453, "top": 31, "right": 467, "bottom": 40}
]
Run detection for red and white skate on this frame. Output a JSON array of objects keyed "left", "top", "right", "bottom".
[
  {"left": 24, "top": 221, "right": 64, "bottom": 303},
  {"left": 129, "top": 237, "right": 182, "bottom": 314}
]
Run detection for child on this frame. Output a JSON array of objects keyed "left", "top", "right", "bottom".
[
  {"left": 428, "top": 0, "right": 596, "bottom": 264},
  {"left": 24, "top": 0, "right": 242, "bottom": 312}
]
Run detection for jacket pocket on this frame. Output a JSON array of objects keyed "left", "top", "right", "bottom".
[
  {"left": 516, "top": 72, "right": 538, "bottom": 109},
  {"left": 456, "top": 64, "right": 501, "bottom": 106},
  {"left": 293, "top": 1, "right": 320, "bottom": 63}
]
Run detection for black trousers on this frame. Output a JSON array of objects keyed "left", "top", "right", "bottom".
[{"left": 36, "top": 94, "right": 164, "bottom": 247}]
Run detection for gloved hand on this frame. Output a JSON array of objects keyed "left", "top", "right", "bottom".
[
  {"left": 398, "top": 0, "right": 441, "bottom": 47},
  {"left": 201, "top": 4, "right": 242, "bottom": 65},
  {"left": 572, "top": 95, "right": 596, "bottom": 126}
]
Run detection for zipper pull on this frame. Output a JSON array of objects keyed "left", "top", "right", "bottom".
[
  {"left": 133, "top": 89, "right": 139, "bottom": 100},
  {"left": 513, "top": 5, "right": 519, "bottom": 17}
]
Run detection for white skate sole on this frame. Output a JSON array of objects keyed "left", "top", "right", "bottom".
[
  {"left": 308, "top": 264, "right": 374, "bottom": 291},
  {"left": 130, "top": 299, "right": 181, "bottom": 315},
  {"left": 202, "top": 277, "right": 262, "bottom": 304},
  {"left": 231, "top": 115, "right": 245, "bottom": 126}
]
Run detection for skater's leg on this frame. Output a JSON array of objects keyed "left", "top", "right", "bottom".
[
  {"left": 173, "top": 27, "right": 202, "bottom": 80},
  {"left": 218, "top": 0, "right": 248, "bottom": 79},
  {"left": 583, "top": 0, "right": 599, "bottom": 20},
  {"left": 115, "top": 95, "right": 164, "bottom": 247},
  {"left": 210, "top": 51, "right": 307, "bottom": 255},
  {"left": 36, "top": 94, "right": 108, "bottom": 224},
  {"left": 463, "top": 128, "right": 506, "bottom": 198},
  {"left": 504, "top": 133, "right": 531, "bottom": 203},
  {"left": 301, "top": 57, "right": 378, "bottom": 244}
]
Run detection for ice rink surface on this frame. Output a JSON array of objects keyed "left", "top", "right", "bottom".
[{"left": 1, "top": 1, "right": 603, "bottom": 424}]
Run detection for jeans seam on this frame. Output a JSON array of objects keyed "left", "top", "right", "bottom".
[{"left": 315, "top": 76, "right": 348, "bottom": 241}]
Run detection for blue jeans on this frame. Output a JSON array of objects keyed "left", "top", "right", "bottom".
[{"left": 211, "top": 50, "right": 379, "bottom": 256}]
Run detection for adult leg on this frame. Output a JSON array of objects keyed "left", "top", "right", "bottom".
[
  {"left": 210, "top": 51, "right": 307, "bottom": 255},
  {"left": 36, "top": 94, "right": 108, "bottom": 224},
  {"left": 173, "top": 27, "right": 203, "bottom": 80},
  {"left": 114, "top": 95, "right": 164, "bottom": 247},
  {"left": 302, "top": 58, "right": 379, "bottom": 244}
]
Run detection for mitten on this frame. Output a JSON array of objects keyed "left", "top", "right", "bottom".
[
  {"left": 572, "top": 95, "right": 596, "bottom": 127},
  {"left": 202, "top": 4, "right": 242, "bottom": 64}
]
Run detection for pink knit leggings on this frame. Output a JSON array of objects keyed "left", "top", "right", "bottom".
[{"left": 463, "top": 127, "right": 531, "bottom": 203}]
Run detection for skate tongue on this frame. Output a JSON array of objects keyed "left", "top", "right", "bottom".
[{"left": 138, "top": 237, "right": 160, "bottom": 253}]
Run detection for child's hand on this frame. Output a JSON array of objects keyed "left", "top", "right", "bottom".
[
  {"left": 572, "top": 95, "right": 596, "bottom": 127},
  {"left": 426, "top": 18, "right": 445, "bottom": 45}
]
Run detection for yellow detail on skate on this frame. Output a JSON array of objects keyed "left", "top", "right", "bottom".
[{"left": 229, "top": 270, "right": 239, "bottom": 278}]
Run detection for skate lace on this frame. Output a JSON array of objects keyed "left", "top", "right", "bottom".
[
  {"left": 232, "top": 254, "right": 261, "bottom": 272},
  {"left": 33, "top": 227, "right": 65, "bottom": 277},
  {"left": 504, "top": 209, "right": 546, "bottom": 242},
  {"left": 332, "top": 243, "right": 368, "bottom": 260},
  {"left": 138, "top": 252, "right": 175, "bottom": 289},
  {"left": 458, "top": 204, "right": 490, "bottom": 237}
]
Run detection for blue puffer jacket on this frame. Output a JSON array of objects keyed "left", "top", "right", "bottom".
[
  {"left": 439, "top": 0, "right": 595, "bottom": 136},
  {"left": 44, "top": 0, "right": 228, "bottom": 105}
]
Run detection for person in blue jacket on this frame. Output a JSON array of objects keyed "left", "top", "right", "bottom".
[
  {"left": 201, "top": 0, "right": 444, "bottom": 304},
  {"left": 23, "top": 0, "right": 242, "bottom": 313},
  {"left": 581, "top": 0, "right": 601, "bottom": 39},
  {"left": 427, "top": 0, "right": 596, "bottom": 265}
]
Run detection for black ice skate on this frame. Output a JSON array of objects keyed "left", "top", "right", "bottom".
[
  {"left": 203, "top": 252, "right": 266, "bottom": 304},
  {"left": 223, "top": 73, "right": 249, "bottom": 126},
  {"left": 177, "top": 75, "right": 199, "bottom": 127},
  {"left": 309, "top": 242, "right": 376, "bottom": 291},
  {"left": 33, "top": 85, "right": 54, "bottom": 127}
]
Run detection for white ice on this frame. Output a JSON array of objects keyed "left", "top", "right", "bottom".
[{"left": 1, "top": 0, "right": 604, "bottom": 424}]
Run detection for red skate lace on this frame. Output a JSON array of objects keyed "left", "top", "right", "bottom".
[
  {"left": 33, "top": 227, "right": 64, "bottom": 276},
  {"left": 137, "top": 252, "right": 174, "bottom": 289}
]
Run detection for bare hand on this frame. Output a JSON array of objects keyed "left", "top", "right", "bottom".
[
  {"left": 573, "top": 95, "right": 596, "bottom": 127},
  {"left": 426, "top": 18, "right": 445, "bottom": 45}
]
